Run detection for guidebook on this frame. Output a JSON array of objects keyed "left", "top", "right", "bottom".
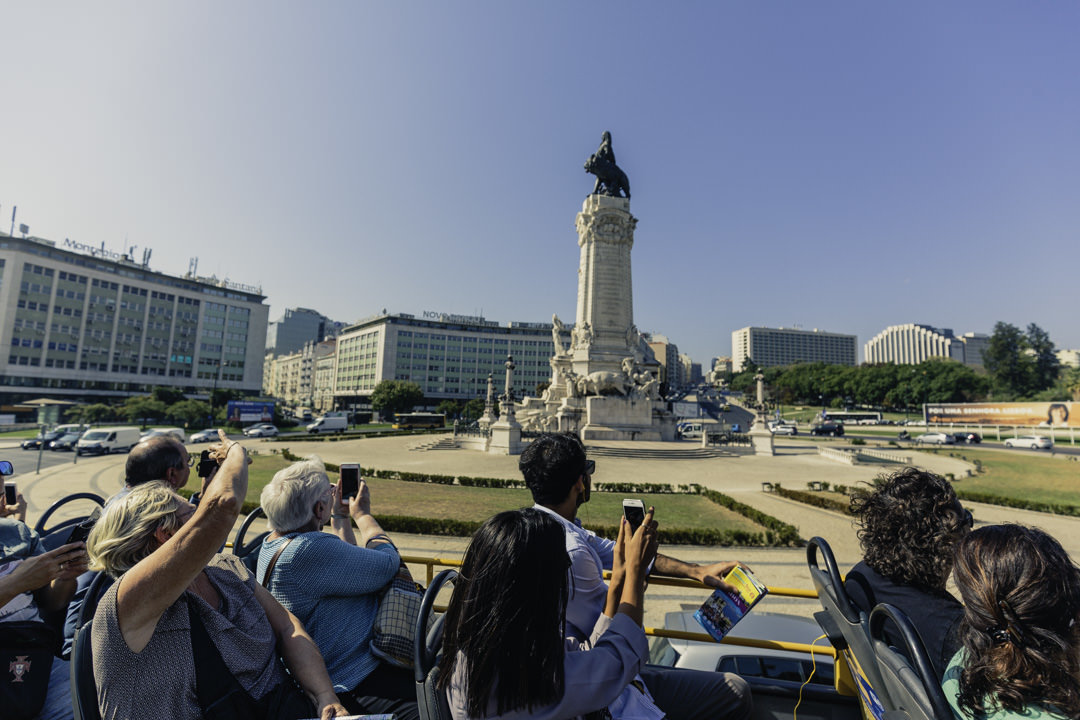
[{"left": 693, "top": 566, "right": 769, "bottom": 640}]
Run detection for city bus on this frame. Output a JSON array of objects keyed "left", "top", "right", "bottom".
[
  {"left": 819, "top": 410, "right": 882, "bottom": 425},
  {"left": 392, "top": 412, "right": 447, "bottom": 430}
]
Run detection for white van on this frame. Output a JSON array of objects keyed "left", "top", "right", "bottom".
[
  {"left": 680, "top": 422, "right": 705, "bottom": 439},
  {"left": 77, "top": 426, "right": 141, "bottom": 456},
  {"left": 52, "top": 423, "right": 87, "bottom": 436},
  {"left": 140, "top": 427, "right": 187, "bottom": 443},
  {"left": 307, "top": 416, "right": 347, "bottom": 434}
]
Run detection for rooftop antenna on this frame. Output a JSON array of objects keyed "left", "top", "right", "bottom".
[
  {"left": 142, "top": 248, "right": 152, "bottom": 266},
  {"left": 188, "top": 257, "right": 198, "bottom": 277}
]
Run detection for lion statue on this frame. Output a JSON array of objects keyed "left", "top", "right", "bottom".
[{"left": 584, "top": 154, "right": 631, "bottom": 199}]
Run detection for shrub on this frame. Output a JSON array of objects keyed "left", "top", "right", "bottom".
[
  {"left": 850, "top": 437, "right": 866, "bottom": 446},
  {"left": 774, "top": 485, "right": 851, "bottom": 515}
]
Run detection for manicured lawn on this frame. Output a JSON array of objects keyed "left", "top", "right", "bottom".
[
  {"left": 918, "top": 447, "right": 1080, "bottom": 508},
  {"left": 0, "top": 428, "right": 41, "bottom": 438},
  {"left": 242, "top": 454, "right": 764, "bottom": 535}
]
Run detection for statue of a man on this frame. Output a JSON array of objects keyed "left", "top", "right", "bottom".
[
  {"left": 551, "top": 314, "right": 566, "bottom": 356},
  {"left": 596, "top": 131, "right": 616, "bottom": 166}
]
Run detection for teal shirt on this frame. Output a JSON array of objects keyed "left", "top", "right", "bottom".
[{"left": 942, "top": 649, "right": 1064, "bottom": 720}]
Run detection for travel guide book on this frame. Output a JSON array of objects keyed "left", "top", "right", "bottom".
[{"left": 693, "top": 566, "right": 769, "bottom": 641}]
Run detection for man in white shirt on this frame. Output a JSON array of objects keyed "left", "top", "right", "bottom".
[{"left": 521, "top": 433, "right": 752, "bottom": 720}]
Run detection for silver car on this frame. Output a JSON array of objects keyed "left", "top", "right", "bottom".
[{"left": 1004, "top": 435, "right": 1053, "bottom": 450}]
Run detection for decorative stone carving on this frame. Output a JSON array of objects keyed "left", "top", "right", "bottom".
[{"left": 551, "top": 314, "right": 567, "bottom": 356}]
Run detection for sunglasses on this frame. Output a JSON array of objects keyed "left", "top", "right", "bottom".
[
  {"left": 584, "top": 459, "right": 596, "bottom": 476},
  {"left": 963, "top": 508, "right": 974, "bottom": 529}
]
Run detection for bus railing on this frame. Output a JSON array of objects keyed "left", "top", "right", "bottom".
[{"left": 399, "top": 553, "right": 835, "bottom": 659}]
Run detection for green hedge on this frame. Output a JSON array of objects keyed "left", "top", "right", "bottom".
[
  {"left": 774, "top": 485, "right": 852, "bottom": 515},
  {"left": 275, "top": 450, "right": 804, "bottom": 546},
  {"left": 955, "top": 490, "right": 1080, "bottom": 517}
]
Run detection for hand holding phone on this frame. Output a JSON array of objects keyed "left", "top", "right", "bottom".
[
  {"left": 67, "top": 506, "right": 102, "bottom": 545},
  {"left": 623, "top": 498, "right": 646, "bottom": 534},
  {"left": 196, "top": 450, "right": 218, "bottom": 479},
  {"left": 339, "top": 464, "right": 360, "bottom": 500},
  {"left": 4, "top": 482, "right": 17, "bottom": 506}
]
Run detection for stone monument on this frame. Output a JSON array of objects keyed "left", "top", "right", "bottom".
[
  {"left": 489, "top": 355, "right": 523, "bottom": 454},
  {"left": 749, "top": 372, "right": 775, "bottom": 456},
  {"left": 517, "top": 132, "right": 675, "bottom": 441}
]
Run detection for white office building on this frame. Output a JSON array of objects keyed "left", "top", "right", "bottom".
[
  {"left": 731, "top": 327, "right": 857, "bottom": 372},
  {"left": 0, "top": 233, "right": 268, "bottom": 404},
  {"left": 864, "top": 324, "right": 987, "bottom": 367}
]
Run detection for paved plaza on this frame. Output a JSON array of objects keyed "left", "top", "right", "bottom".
[{"left": 5, "top": 434, "right": 1078, "bottom": 625}]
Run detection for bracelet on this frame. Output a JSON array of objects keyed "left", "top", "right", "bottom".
[{"left": 366, "top": 533, "right": 392, "bottom": 546}]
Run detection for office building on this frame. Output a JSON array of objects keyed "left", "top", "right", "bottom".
[
  {"left": 646, "top": 334, "right": 682, "bottom": 389},
  {"left": 864, "top": 324, "right": 987, "bottom": 367},
  {"left": 329, "top": 310, "right": 571, "bottom": 407},
  {"left": 1057, "top": 349, "right": 1080, "bottom": 369},
  {"left": 266, "top": 307, "right": 341, "bottom": 355},
  {"left": 731, "top": 327, "right": 857, "bottom": 372},
  {"left": 0, "top": 233, "right": 268, "bottom": 404}
]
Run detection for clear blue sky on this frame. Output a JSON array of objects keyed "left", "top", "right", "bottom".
[{"left": 2, "top": 2, "right": 1077, "bottom": 364}]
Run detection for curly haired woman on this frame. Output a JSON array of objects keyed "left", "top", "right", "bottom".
[
  {"left": 943, "top": 525, "right": 1080, "bottom": 719},
  {"left": 845, "top": 467, "right": 973, "bottom": 680}
]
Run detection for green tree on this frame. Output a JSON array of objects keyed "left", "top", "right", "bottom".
[
  {"left": 120, "top": 397, "right": 167, "bottom": 426},
  {"left": 370, "top": 380, "right": 423, "bottom": 420},
  {"left": 66, "top": 403, "right": 116, "bottom": 424},
  {"left": 151, "top": 386, "right": 186, "bottom": 406},
  {"left": 535, "top": 381, "right": 550, "bottom": 397},
  {"left": 436, "top": 399, "right": 462, "bottom": 418},
  {"left": 167, "top": 399, "right": 212, "bottom": 427},
  {"left": 1026, "top": 323, "right": 1061, "bottom": 393},
  {"left": 984, "top": 322, "right": 1036, "bottom": 398},
  {"left": 462, "top": 398, "right": 486, "bottom": 420}
]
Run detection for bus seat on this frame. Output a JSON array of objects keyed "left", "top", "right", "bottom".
[
  {"left": 869, "top": 604, "right": 952, "bottom": 720},
  {"left": 414, "top": 569, "right": 457, "bottom": 720},
  {"left": 807, "top": 537, "right": 890, "bottom": 718}
]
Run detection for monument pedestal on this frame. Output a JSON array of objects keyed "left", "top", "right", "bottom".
[
  {"left": 580, "top": 396, "right": 676, "bottom": 441},
  {"left": 749, "top": 414, "right": 775, "bottom": 456}
]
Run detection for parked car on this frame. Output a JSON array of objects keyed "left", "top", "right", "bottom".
[
  {"left": 243, "top": 423, "right": 279, "bottom": 438},
  {"left": 809, "top": 423, "right": 844, "bottom": 437},
  {"left": 1004, "top": 435, "right": 1053, "bottom": 450},
  {"left": 21, "top": 430, "right": 62, "bottom": 450},
  {"left": 77, "top": 426, "right": 141, "bottom": 456},
  {"left": 188, "top": 428, "right": 219, "bottom": 443},
  {"left": 48, "top": 432, "right": 83, "bottom": 451},
  {"left": 915, "top": 432, "right": 954, "bottom": 445},
  {"left": 951, "top": 431, "right": 982, "bottom": 444},
  {"left": 770, "top": 425, "right": 798, "bottom": 436}
]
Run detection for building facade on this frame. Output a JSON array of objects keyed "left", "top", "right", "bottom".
[
  {"left": 265, "top": 307, "right": 341, "bottom": 356},
  {"left": 646, "top": 335, "right": 682, "bottom": 390},
  {"left": 329, "top": 311, "right": 572, "bottom": 408},
  {"left": 732, "top": 326, "right": 857, "bottom": 372},
  {"left": 864, "top": 324, "right": 987, "bottom": 366},
  {"left": 0, "top": 234, "right": 268, "bottom": 403}
]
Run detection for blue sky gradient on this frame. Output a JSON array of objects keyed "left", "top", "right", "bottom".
[{"left": 2, "top": 2, "right": 1076, "bottom": 363}]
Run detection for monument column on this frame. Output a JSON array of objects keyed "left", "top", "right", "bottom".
[{"left": 572, "top": 195, "right": 638, "bottom": 375}]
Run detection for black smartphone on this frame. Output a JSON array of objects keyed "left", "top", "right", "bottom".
[
  {"left": 623, "top": 498, "right": 646, "bottom": 534},
  {"left": 196, "top": 450, "right": 217, "bottom": 479},
  {"left": 4, "top": 482, "right": 16, "bottom": 505},
  {"left": 340, "top": 463, "right": 360, "bottom": 499},
  {"left": 67, "top": 507, "right": 102, "bottom": 545}
]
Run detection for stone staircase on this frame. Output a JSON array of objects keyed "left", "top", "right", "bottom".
[
  {"left": 410, "top": 437, "right": 461, "bottom": 451},
  {"left": 584, "top": 444, "right": 730, "bottom": 460}
]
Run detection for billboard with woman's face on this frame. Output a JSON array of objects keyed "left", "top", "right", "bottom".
[{"left": 925, "top": 402, "right": 1076, "bottom": 427}]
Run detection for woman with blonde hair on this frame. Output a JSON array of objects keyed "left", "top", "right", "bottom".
[{"left": 86, "top": 431, "right": 348, "bottom": 720}]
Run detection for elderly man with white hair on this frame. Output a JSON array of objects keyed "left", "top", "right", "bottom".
[{"left": 257, "top": 455, "right": 418, "bottom": 720}]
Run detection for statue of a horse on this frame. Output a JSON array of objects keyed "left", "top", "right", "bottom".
[{"left": 585, "top": 154, "right": 631, "bottom": 199}]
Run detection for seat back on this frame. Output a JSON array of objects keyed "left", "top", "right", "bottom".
[
  {"left": 807, "top": 537, "right": 889, "bottom": 718},
  {"left": 869, "top": 604, "right": 953, "bottom": 720},
  {"left": 232, "top": 506, "right": 268, "bottom": 574},
  {"left": 414, "top": 569, "right": 458, "bottom": 720},
  {"left": 34, "top": 493, "right": 106, "bottom": 551},
  {"left": 70, "top": 620, "right": 100, "bottom": 720}
]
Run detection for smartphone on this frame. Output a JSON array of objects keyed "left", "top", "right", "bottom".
[
  {"left": 4, "top": 482, "right": 16, "bottom": 505},
  {"left": 196, "top": 449, "right": 217, "bottom": 479},
  {"left": 67, "top": 506, "right": 102, "bottom": 545},
  {"left": 623, "top": 498, "right": 646, "bottom": 534},
  {"left": 340, "top": 463, "right": 361, "bottom": 499}
]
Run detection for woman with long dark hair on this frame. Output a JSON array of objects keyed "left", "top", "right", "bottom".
[
  {"left": 439, "top": 507, "right": 658, "bottom": 719},
  {"left": 943, "top": 525, "right": 1080, "bottom": 719}
]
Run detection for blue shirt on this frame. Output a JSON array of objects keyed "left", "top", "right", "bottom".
[{"left": 258, "top": 531, "right": 400, "bottom": 692}]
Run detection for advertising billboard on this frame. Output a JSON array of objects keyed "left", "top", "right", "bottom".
[
  {"left": 925, "top": 401, "right": 1077, "bottom": 428},
  {"left": 226, "top": 401, "right": 275, "bottom": 423}
]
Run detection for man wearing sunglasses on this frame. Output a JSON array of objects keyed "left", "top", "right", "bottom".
[{"left": 520, "top": 432, "right": 752, "bottom": 720}]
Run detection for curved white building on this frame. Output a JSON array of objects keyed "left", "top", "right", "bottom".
[{"left": 864, "top": 324, "right": 977, "bottom": 365}]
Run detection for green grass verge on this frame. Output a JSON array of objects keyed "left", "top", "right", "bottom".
[
  {"left": 0, "top": 429, "right": 42, "bottom": 438},
  {"left": 219, "top": 451, "right": 803, "bottom": 546}
]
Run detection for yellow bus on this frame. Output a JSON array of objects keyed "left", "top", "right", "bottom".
[{"left": 392, "top": 412, "right": 446, "bottom": 430}]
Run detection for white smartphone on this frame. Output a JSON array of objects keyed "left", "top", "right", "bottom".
[{"left": 622, "top": 498, "right": 646, "bottom": 534}]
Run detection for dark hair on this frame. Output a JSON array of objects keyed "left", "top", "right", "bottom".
[
  {"left": 952, "top": 525, "right": 1080, "bottom": 718},
  {"left": 438, "top": 509, "right": 570, "bottom": 717},
  {"left": 1048, "top": 403, "right": 1069, "bottom": 424},
  {"left": 125, "top": 436, "right": 185, "bottom": 486},
  {"left": 849, "top": 467, "right": 969, "bottom": 592},
  {"left": 518, "top": 432, "right": 586, "bottom": 506}
]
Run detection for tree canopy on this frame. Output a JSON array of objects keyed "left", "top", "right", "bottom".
[{"left": 370, "top": 380, "right": 424, "bottom": 418}]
